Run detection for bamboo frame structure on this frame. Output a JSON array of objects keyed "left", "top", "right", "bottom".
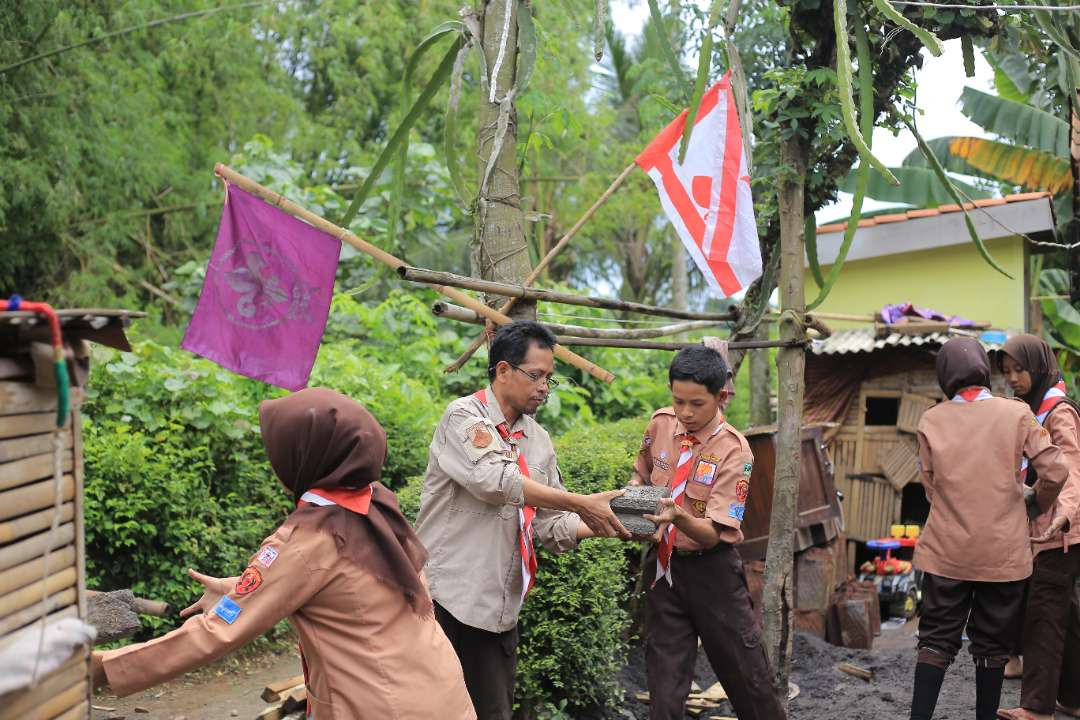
[
  {"left": 213, "top": 164, "right": 617, "bottom": 383},
  {"left": 401, "top": 266, "right": 739, "bottom": 322},
  {"left": 432, "top": 303, "right": 807, "bottom": 351},
  {"left": 432, "top": 302, "right": 729, "bottom": 339}
]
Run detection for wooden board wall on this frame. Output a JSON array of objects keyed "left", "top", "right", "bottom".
[{"left": 0, "top": 379, "right": 89, "bottom": 718}]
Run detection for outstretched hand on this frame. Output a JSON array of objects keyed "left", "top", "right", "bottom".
[
  {"left": 179, "top": 568, "right": 234, "bottom": 619},
  {"left": 1030, "top": 515, "right": 1069, "bottom": 543},
  {"left": 576, "top": 489, "right": 631, "bottom": 539}
]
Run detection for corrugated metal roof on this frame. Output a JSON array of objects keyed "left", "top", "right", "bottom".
[{"left": 811, "top": 328, "right": 1008, "bottom": 356}]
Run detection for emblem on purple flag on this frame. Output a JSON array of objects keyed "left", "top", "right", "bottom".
[{"left": 181, "top": 185, "right": 340, "bottom": 390}]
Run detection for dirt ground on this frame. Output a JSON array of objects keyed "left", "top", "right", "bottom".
[{"left": 91, "top": 622, "right": 1073, "bottom": 719}]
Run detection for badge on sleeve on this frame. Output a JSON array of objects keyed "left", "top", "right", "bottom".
[
  {"left": 728, "top": 503, "right": 746, "bottom": 521},
  {"left": 691, "top": 499, "right": 707, "bottom": 515},
  {"left": 467, "top": 421, "right": 494, "bottom": 448},
  {"left": 743, "top": 462, "right": 753, "bottom": 476},
  {"left": 735, "top": 478, "right": 750, "bottom": 503},
  {"left": 213, "top": 596, "right": 242, "bottom": 624},
  {"left": 235, "top": 566, "right": 263, "bottom": 596},
  {"left": 256, "top": 546, "right": 278, "bottom": 568},
  {"left": 692, "top": 460, "right": 718, "bottom": 487}
]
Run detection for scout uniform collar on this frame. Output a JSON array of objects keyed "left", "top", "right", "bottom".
[
  {"left": 477, "top": 386, "right": 531, "bottom": 438},
  {"left": 672, "top": 409, "right": 724, "bottom": 439}
]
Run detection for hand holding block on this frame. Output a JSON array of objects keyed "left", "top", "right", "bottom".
[{"left": 610, "top": 485, "right": 671, "bottom": 537}]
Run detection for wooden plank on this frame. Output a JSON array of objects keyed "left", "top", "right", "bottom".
[
  {"left": 0, "top": 567, "right": 77, "bottom": 620},
  {"left": 0, "top": 650, "right": 85, "bottom": 719},
  {"left": 0, "top": 432, "right": 72, "bottom": 464},
  {"left": 262, "top": 675, "right": 306, "bottom": 702},
  {"left": 50, "top": 702, "right": 88, "bottom": 720},
  {"left": 0, "top": 547, "right": 75, "bottom": 597},
  {"left": 35, "top": 681, "right": 86, "bottom": 720},
  {"left": 837, "top": 662, "right": 874, "bottom": 681},
  {"left": 0, "top": 588, "right": 77, "bottom": 637},
  {"left": 0, "top": 382, "right": 57, "bottom": 416},
  {"left": 0, "top": 413, "right": 57, "bottom": 440},
  {"left": 0, "top": 507, "right": 74, "bottom": 547},
  {"left": 0, "top": 475, "right": 75, "bottom": 521},
  {"left": 897, "top": 393, "right": 937, "bottom": 434},
  {"left": 72, "top": 411, "right": 86, "bottom": 621},
  {"left": 881, "top": 438, "right": 919, "bottom": 491},
  {"left": 0, "top": 452, "right": 74, "bottom": 492}
]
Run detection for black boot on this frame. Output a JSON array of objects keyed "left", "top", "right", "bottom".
[
  {"left": 910, "top": 662, "right": 947, "bottom": 720},
  {"left": 975, "top": 664, "right": 1005, "bottom": 720}
]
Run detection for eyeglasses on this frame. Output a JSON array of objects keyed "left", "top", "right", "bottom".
[{"left": 509, "top": 364, "right": 561, "bottom": 388}]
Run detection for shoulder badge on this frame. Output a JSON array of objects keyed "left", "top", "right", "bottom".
[
  {"left": 235, "top": 566, "right": 263, "bottom": 596},
  {"left": 256, "top": 545, "right": 278, "bottom": 568},
  {"left": 467, "top": 421, "right": 494, "bottom": 448},
  {"left": 735, "top": 478, "right": 750, "bottom": 503}
]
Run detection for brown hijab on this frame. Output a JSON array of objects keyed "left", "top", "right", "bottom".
[
  {"left": 259, "top": 388, "right": 431, "bottom": 614},
  {"left": 1000, "top": 333, "right": 1062, "bottom": 414},
  {"left": 936, "top": 337, "right": 991, "bottom": 398}
]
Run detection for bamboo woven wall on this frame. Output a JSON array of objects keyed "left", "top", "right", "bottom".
[{"left": 0, "top": 375, "right": 90, "bottom": 720}]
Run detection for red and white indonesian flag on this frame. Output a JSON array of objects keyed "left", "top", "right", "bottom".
[{"left": 635, "top": 73, "right": 761, "bottom": 298}]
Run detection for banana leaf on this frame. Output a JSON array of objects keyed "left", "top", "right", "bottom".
[
  {"left": 902, "top": 136, "right": 1072, "bottom": 194},
  {"left": 838, "top": 165, "right": 992, "bottom": 205},
  {"left": 958, "top": 87, "right": 1070, "bottom": 158}
]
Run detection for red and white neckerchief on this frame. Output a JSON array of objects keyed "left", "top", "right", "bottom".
[
  {"left": 951, "top": 386, "right": 993, "bottom": 403},
  {"left": 473, "top": 389, "right": 538, "bottom": 607},
  {"left": 1019, "top": 379, "right": 1069, "bottom": 485},
  {"left": 653, "top": 416, "right": 725, "bottom": 588},
  {"left": 297, "top": 486, "right": 373, "bottom": 514}
]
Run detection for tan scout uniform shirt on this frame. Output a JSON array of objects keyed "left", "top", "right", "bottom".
[
  {"left": 631, "top": 407, "right": 753, "bottom": 549},
  {"left": 914, "top": 396, "right": 1069, "bottom": 583},
  {"left": 101, "top": 520, "right": 475, "bottom": 720},
  {"left": 414, "top": 387, "right": 581, "bottom": 633},
  {"left": 1032, "top": 403, "right": 1080, "bottom": 555}
]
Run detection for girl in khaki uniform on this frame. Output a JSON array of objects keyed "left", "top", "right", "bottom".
[
  {"left": 91, "top": 388, "right": 475, "bottom": 720},
  {"left": 996, "top": 334, "right": 1080, "bottom": 720},
  {"left": 909, "top": 337, "right": 1068, "bottom": 720}
]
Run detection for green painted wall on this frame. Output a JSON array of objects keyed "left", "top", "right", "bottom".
[{"left": 806, "top": 236, "right": 1027, "bottom": 330}]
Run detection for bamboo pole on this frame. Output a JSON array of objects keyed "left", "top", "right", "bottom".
[
  {"left": 433, "top": 302, "right": 731, "bottom": 339},
  {"left": 0, "top": 520, "right": 74, "bottom": 566},
  {"left": 0, "top": 566, "right": 77, "bottom": 619},
  {"left": 0, "top": 547, "right": 75, "bottom": 597},
  {"left": 446, "top": 161, "right": 638, "bottom": 373},
  {"left": 0, "top": 588, "right": 76, "bottom": 637},
  {"left": 402, "top": 266, "right": 738, "bottom": 321},
  {"left": 213, "top": 164, "right": 615, "bottom": 384}
]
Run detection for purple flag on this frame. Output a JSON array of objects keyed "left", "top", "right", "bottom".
[{"left": 181, "top": 185, "right": 340, "bottom": 391}]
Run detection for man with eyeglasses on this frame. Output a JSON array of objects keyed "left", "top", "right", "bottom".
[{"left": 415, "top": 320, "right": 630, "bottom": 720}]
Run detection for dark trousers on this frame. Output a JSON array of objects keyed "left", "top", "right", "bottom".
[
  {"left": 434, "top": 601, "right": 518, "bottom": 720},
  {"left": 917, "top": 572, "right": 1027, "bottom": 669},
  {"left": 1020, "top": 548, "right": 1080, "bottom": 713},
  {"left": 644, "top": 545, "right": 787, "bottom": 720}
]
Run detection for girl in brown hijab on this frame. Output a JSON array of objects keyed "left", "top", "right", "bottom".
[
  {"left": 996, "top": 335, "right": 1080, "bottom": 720},
  {"left": 909, "top": 338, "right": 1068, "bottom": 720},
  {"left": 91, "top": 388, "right": 476, "bottom": 719}
]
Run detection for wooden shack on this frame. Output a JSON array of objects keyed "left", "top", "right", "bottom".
[
  {"left": 802, "top": 328, "right": 1009, "bottom": 568},
  {"left": 0, "top": 309, "right": 136, "bottom": 720}
]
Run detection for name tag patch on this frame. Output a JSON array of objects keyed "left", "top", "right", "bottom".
[
  {"left": 692, "top": 460, "right": 718, "bottom": 486},
  {"left": 256, "top": 546, "right": 278, "bottom": 568},
  {"left": 728, "top": 503, "right": 746, "bottom": 521},
  {"left": 213, "top": 596, "right": 242, "bottom": 624}
]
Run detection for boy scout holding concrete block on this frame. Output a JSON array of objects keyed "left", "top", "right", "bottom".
[{"left": 631, "top": 345, "right": 786, "bottom": 720}]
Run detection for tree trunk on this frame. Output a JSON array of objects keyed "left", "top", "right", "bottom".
[
  {"left": 1070, "top": 73, "right": 1080, "bottom": 303},
  {"left": 761, "top": 134, "right": 807, "bottom": 705},
  {"left": 749, "top": 321, "right": 772, "bottom": 426},
  {"left": 474, "top": 0, "right": 534, "bottom": 319}
]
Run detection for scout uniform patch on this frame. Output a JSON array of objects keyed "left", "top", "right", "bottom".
[
  {"left": 692, "top": 459, "right": 718, "bottom": 487},
  {"left": 653, "top": 450, "right": 670, "bottom": 471},
  {"left": 212, "top": 596, "right": 242, "bottom": 624},
  {"left": 467, "top": 421, "right": 494, "bottom": 448},
  {"left": 728, "top": 503, "right": 745, "bottom": 521},
  {"left": 235, "top": 566, "right": 263, "bottom": 596},
  {"left": 743, "top": 462, "right": 753, "bottom": 475},
  {"left": 691, "top": 499, "right": 708, "bottom": 515},
  {"left": 256, "top": 545, "right": 278, "bottom": 568},
  {"left": 735, "top": 478, "right": 750, "bottom": 503}
]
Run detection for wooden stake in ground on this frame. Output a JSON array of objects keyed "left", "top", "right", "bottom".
[
  {"left": 761, "top": 135, "right": 808, "bottom": 704},
  {"left": 447, "top": 161, "right": 637, "bottom": 373},
  {"left": 213, "top": 164, "right": 615, "bottom": 384}
]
